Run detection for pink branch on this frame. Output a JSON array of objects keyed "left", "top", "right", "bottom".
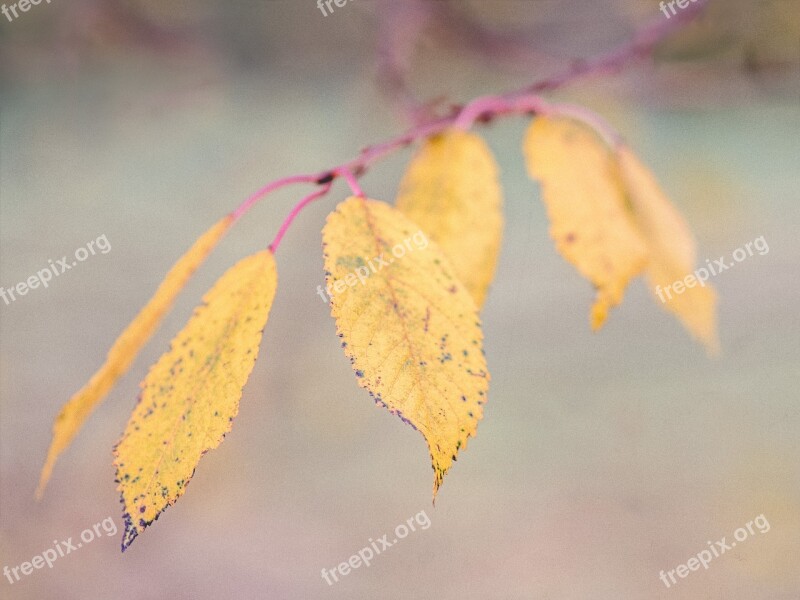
[
  {"left": 523, "top": 0, "right": 709, "bottom": 94},
  {"left": 453, "top": 94, "right": 551, "bottom": 130},
  {"left": 228, "top": 3, "right": 708, "bottom": 252},
  {"left": 231, "top": 174, "right": 320, "bottom": 221},
  {"left": 337, "top": 168, "right": 365, "bottom": 197},
  {"left": 268, "top": 183, "right": 333, "bottom": 253}
]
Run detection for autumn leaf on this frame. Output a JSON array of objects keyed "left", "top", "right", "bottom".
[
  {"left": 524, "top": 115, "right": 718, "bottom": 350},
  {"left": 523, "top": 116, "right": 649, "bottom": 329},
  {"left": 617, "top": 146, "right": 719, "bottom": 352},
  {"left": 113, "top": 249, "right": 277, "bottom": 550},
  {"left": 322, "top": 196, "right": 489, "bottom": 498},
  {"left": 396, "top": 129, "right": 504, "bottom": 308},
  {"left": 36, "top": 216, "right": 233, "bottom": 499}
]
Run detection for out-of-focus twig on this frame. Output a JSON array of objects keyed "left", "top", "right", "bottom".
[
  {"left": 524, "top": 0, "right": 710, "bottom": 93},
  {"left": 426, "top": 0, "right": 557, "bottom": 70},
  {"left": 374, "top": 0, "right": 437, "bottom": 125},
  {"left": 231, "top": 1, "right": 710, "bottom": 251}
]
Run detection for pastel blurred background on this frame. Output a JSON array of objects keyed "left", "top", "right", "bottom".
[{"left": 1, "top": 1, "right": 798, "bottom": 598}]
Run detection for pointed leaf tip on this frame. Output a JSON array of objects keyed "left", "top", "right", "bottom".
[{"left": 113, "top": 250, "right": 277, "bottom": 548}]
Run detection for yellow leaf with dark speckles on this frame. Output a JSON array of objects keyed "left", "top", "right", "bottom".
[
  {"left": 113, "top": 249, "right": 277, "bottom": 550},
  {"left": 322, "top": 197, "right": 489, "bottom": 499},
  {"left": 36, "top": 216, "right": 233, "bottom": 500}
]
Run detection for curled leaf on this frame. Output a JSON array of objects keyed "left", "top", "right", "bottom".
[
  {"left": 322, "top": 196, "right": 489, "bottom": 498},
  {"left": 523, "top": 116, "right": 648, "bottom": 329},
  {"left": 524, "top": 115, "right": 718, "bottom": 350},
  {"left": 396, "top": 129, "right": 504, "bottom": 308},
  {"left": 113, "top": 250, "right": 277, "bottom": 550},
  {"left": 36, "top": 216, "right": 233, "bottom": 499},
  {"left": 617, "top": 147, "right": 719, "bottom": 352}
]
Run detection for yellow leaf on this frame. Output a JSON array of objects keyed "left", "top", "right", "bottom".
[
  {"left": 617, "top": 147, "right": 719, "bottom": 352},
  {"left": 113, "top": 250, "right": 277, "bottom": 550},
  {"left": 523, "top": 117, "right": 648, "bottom": 329},
  {"left": 36, "top": 216, "right": 233, "bottom": 500},
  {"left": 396, "top": 129, "right": 504, "bottom": 308},
  {"left": 322, "top": 196, "right": 489, "bottom": 498}
]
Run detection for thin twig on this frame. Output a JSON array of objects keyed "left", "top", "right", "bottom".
[
  {"left": 337, "top": 168, "right": 365, "bottom": 198},
  {"left": 522, "top": 0, "right": 709, "bottom": 94},
  {"left": 230, "top": 3, "right": 709, "bottom": 252},
  {"left": 268, "top": 183, "right": 333, "bottom": 252}
]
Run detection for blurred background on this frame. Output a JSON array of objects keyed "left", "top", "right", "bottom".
[{"left": 1, "top": 0, "right": 799, "bottom": 598}]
